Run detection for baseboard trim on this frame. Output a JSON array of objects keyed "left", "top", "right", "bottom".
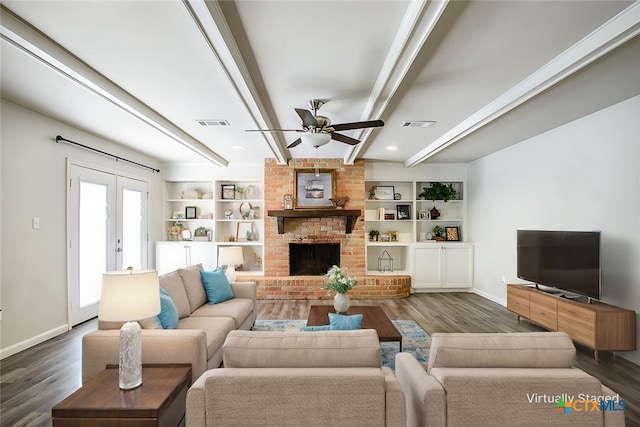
[
  {"left": 0, "top": 324, "right": 69, "bottom": 360},
  {"left": 472, "top": 288, "right": 506, "bottom": 307}
]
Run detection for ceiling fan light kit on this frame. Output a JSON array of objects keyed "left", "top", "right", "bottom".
[{"left": 302, "top": 132, "right": 331, "bottom": 148}]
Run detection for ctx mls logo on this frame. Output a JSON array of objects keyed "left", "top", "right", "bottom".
[
  {"left": 555, "top": 397, "right": 626, "bottom": 415},
  {"left": 555, "top": 398, "right": 574, "bottom": 415}
]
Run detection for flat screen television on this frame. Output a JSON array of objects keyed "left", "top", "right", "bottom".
[{"left": 517, "top": 230, "right": 601, "bottom": 300}]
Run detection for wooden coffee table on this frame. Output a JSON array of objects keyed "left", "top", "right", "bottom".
[
  {"left": 52, "top": 364, "right": 191, "bottom": 426},
  {"left": 307, "top": 305, "right": 402, "bottom": 350}
]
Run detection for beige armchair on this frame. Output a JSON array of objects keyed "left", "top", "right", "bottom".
[
  {"left": 395, "top": 332, "right": 624, "bottom": 427},
  {"left": 186, "top": 329, "right": 406, "bottom": 427}
]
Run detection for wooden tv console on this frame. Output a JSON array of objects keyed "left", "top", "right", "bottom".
[{"left": 507, "top": 284, "right": 636, "bottom": 361}]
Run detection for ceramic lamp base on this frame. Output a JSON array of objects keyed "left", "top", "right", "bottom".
[{"left": 119, "top": 321, "right": 142, "bottom": 390}]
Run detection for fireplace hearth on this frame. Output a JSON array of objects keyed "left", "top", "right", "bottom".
[{"left": 289, "top": 243, "right": 340, "bottom": 276}]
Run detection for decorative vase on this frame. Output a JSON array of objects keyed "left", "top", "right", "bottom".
[{"left": 333, "top": 292, "right": 350, "bottom": 314}]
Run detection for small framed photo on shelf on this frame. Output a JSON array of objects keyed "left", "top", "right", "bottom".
[
  {"left": 419, "top": 210, "right": 429, "bottom": 220},
  {"left": 379, "top": 232, "right": 391, "bottom": 242},
  {"left": 396, "top": 204, "right": 411, "bottom": 220},
  {"left": 389, "top": 231, "right": 399, "bottom": 242},
  {"left": 373, "top": 186, "right": 395, "bottom": 200},
  {"left": 445, "top": 226, "right": 460, "bottom": 241},
  {"left": 221, "top": 184, "right": 235, "bottom": 200},
  {"left": 185, "top": 206, "right": 197, "bottom": 219},
  {"left": 236, "top": 221, "right": 254, "bottom": 241}
]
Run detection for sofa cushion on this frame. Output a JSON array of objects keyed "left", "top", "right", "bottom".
[
  {"left": 158, "top": 270, "right": 191, "bottom": 319},
  {"left": 158, "top": 288, "right": 179, "bottom": 329},
  {"left": 222, "top": 329, "right": 382, "bottom": 368},
  {"left": 178, "top": 264, "right": 207, "bottom": 313},
  {"left": 329, "top": 313, "right": 363, "bottom": 330},
  {"left": 429, "top": 367, "right": 604, "bottom": 427},
  {"left": 178, "top": 316, "right": 235, "bottom": 359},
  {"left": 190, "top": 297, "right": 254, "bottom": 329},
  {"left": 428, "top": 332, "right": 576, "bottom": 373},
  {"left": 139, "top": 315, "right": 162, "bottom": 329},
  {"left": 200, "top": 268, "right": 234, "bottom": 304}
]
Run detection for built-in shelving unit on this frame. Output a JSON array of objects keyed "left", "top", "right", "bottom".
[
  {"left": 363, "top": 179, "right": 471, "bottom": 285},
  {"left": 158, "top": 179, "right": 264, "bottom": 276},
  {"left": 215, "top": 180, "right": 263, "bottom": 275}
]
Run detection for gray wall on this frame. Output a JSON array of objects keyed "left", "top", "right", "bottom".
[
  {"left": 467, "top": 95, "right": 640, "bottom": 365},
  {"left": 0, "top": 100, "right": 163, "bottom": 357}
]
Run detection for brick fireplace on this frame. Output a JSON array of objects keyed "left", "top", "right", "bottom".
[{"left": 237, "top": 158, "right": 410, "bottom": 300}]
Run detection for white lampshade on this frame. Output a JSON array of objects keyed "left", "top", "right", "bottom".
[
  {"left": 219, "top": 246, "right": 244, "bottom": 282},
  {"left": 99, "top": 269, "right": 161, "bottom": 321},
  {"left": 218, "top": 246, "right": 244, "bottom": 267},
  {"left": 302, "top": 132, "right": 331, "bottom": 148}
]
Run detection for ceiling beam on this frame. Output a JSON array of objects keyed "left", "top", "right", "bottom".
[
  {"left": 344, "top": 0, "right": 449, "bottom": 165},
  {"left": 184, "top": 0, "right": 289, "bottom": 165},
  {"left": 405, "top": 1, "right": 640, "bottom": 167},
  {"left": 0, "top": 5, "right": 229, "bottom": 167}
]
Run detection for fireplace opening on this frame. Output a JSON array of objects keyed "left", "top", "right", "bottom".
[{"left": 289, "top": 243, "right": 340, "bottom": 276}]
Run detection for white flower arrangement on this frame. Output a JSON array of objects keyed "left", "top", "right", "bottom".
[{"left": 325, "top": 265, "right": 357, "bottom": 294}]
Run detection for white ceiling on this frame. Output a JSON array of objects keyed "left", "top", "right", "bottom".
[{"left": 1, "top": 1, "right": 639, "bottom": 168}]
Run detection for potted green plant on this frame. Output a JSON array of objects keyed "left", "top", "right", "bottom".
[
  {"left": 368, "top": 229, "right": 380, "bottom": 241},
  {"left": 432, "top": 225, "right": 445, "bottom": 241},
  {"left": 419, "top": 182, "right": 458, "bottom": 202}
]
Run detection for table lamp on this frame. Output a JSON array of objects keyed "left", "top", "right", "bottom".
[
  {"left": 218, "top": 246, "right": 244, "bottom": 282},
  {"left": 98, "top": 269, "right": 161, "bottom": 390}
]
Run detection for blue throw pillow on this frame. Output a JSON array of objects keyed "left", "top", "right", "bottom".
[
  {"left": 157, "top": 287, "right": 179, "bottom": 329},
  {"left": 328, "top": 313, "right": 363, "bottom": 330},
  {"left": 300, "top": 325, "right": 332, "bottom": 331},
  {"left": 200, "top": 268, "right": 235, "bottom": 304}
]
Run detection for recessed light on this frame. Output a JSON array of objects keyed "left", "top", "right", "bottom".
[
  {"left": 196, "top": 119, "right": 230, "bottom": 127},
  {"left": 386, "top": 146, "right": 399, "bottom": 151},
  {"left": 401, "top": 121, "right": 435, "bottom": 128},
  {"left": 232, "top": 145, "right": 245, "bottom": 150}
]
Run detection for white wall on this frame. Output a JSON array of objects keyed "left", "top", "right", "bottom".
[
  {"left": 0, "top": 100, "right": 163, "bottom": 358},
  {"left": 467, "top": 95, "right": 640, "bottom": 364}
]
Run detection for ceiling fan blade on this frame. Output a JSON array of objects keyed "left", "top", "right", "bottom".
[
  {"left": 245, "top": 129, "right": 302, "bottom": 133},
  {"left": 286, "top": 137, "right": 303, "bottom": 149},
  {"left": 330, "top": 132, "right": 360, "bottom": 145},
  {"left": 330, "top": 120, "right": 385, "bottom": 132},
  {"left": 295, "top": 108, "right": 318, "bottom": 128}
]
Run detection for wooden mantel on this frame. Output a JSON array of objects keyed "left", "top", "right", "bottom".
[{"left": 267, "top": 209, "right": 361, "bottom": 234}]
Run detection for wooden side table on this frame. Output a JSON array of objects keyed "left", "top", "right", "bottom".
[{"left": 52, "top": 364, "right": 191, "bottom": 427}]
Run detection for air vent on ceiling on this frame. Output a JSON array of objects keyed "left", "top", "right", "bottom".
[
  {"left": 401, "top": 121, "right": 435, "bottom": 128},
  {"left": 196, "top": 119, "right": 230, "bottom": 127}
]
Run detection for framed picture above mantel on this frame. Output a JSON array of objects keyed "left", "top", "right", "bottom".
[{"left": 294, "top": 169, "right": 336, "bottom": 209}]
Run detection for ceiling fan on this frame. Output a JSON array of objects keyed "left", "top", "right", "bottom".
[{"left": 246, "top": 99, "right": 384, "bottom": 148}]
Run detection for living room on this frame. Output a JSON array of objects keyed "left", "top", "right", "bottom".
[{"left": 1, "top": 1, "right": 640, "bottom": 425}]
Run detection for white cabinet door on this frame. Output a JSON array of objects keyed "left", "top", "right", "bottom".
[
  {"left": 155, "top": 242, "right": 216, "bottom": 275},
  {"left": 442, "top": 245, "right": 473, "bottom": 288},
  {"left": 188, "top": 242, "right": 217, "bottom": 271},
  {"left": 413, "top": 247, "right": 442, "bottom": 288},
  {"left": 412, "top": 243, "right": 473, "bottom": 289}
]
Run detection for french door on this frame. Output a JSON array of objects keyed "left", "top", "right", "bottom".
[{"left": 68, "top": 162, "right": 149, "bottom": 326}]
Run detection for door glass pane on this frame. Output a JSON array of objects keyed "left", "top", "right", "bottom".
[
  {"left": 122, "top": 188, "right": 143, "bottom": 269},
  {"left": 79, "top": 182, "right": 108, "bottom": 307}
]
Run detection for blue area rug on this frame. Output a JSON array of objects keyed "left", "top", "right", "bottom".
[{"left": 252, "top": 319, "right": 430, "bottom": 370}]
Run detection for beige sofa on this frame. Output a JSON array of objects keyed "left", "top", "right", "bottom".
[
  {"left": 82, "top": 264, "right": 256, "bottom": 383},
  {"left": 186, "top": 329, "right": 406, "bottom": 427},
  {"left": 395, "top": 332, "right": 624, "bottom": 427}
]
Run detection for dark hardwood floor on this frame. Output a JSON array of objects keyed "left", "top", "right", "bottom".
[{"left": 2, "top": 293, "right": 638, "bottom": 426}]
